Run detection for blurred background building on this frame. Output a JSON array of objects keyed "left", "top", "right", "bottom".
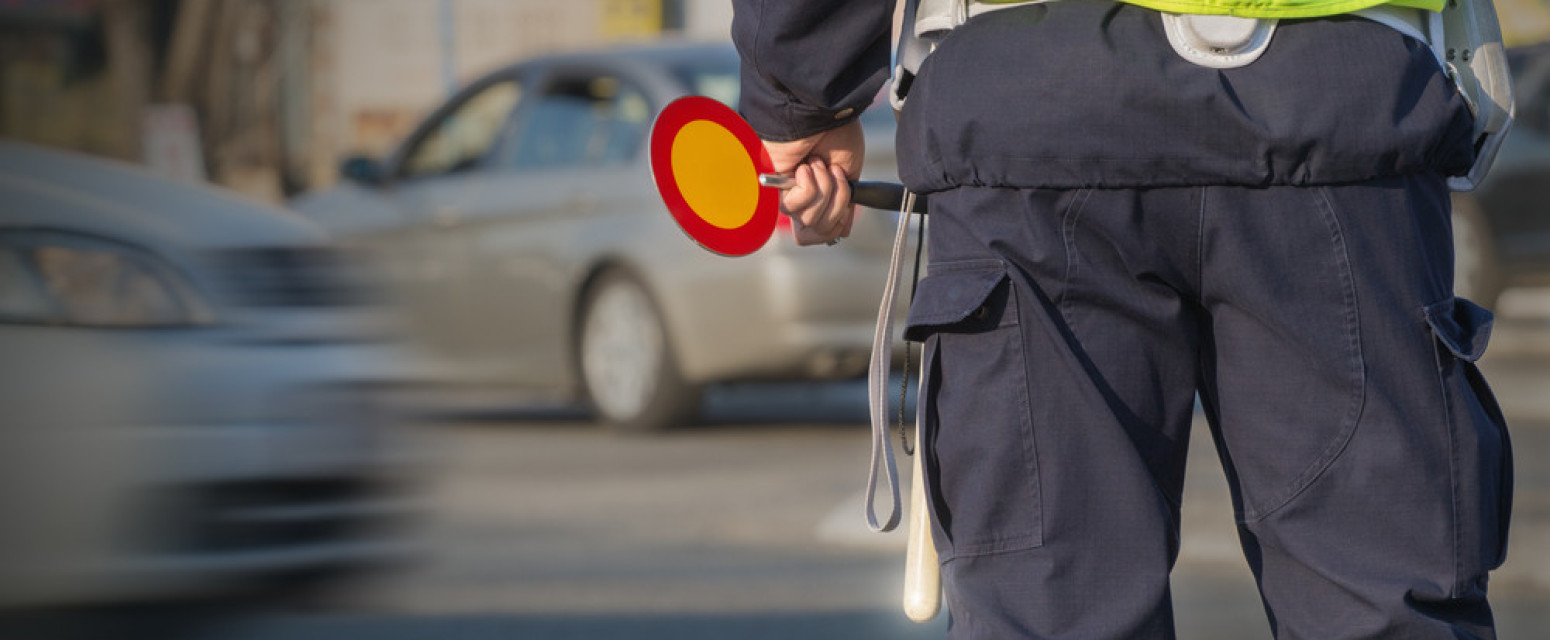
[{"left": 0, "top": 0, "right": 734, "bottom": 202}]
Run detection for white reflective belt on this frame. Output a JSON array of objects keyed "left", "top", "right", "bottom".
[
  {"left": 864, "top": 190, "right": 918, "bottom": 533},
  {"left": 918, "top": 0, "right": 1056, "bottom": 39},
  {"left": 932, "top": 1, "right": 1441, "bottom": 60}
]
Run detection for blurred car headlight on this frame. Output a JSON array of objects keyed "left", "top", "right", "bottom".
[{"left": 0, "top": 231, "right": 214, "bottom": 327}]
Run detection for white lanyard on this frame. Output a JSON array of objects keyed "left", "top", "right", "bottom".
[{"left": 864, "top": 189, "right": 920, "bottom": 533}]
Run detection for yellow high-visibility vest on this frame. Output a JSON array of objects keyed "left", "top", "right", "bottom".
[{"left": 980, "top": 0, "right": 1444, "bottom": 19}]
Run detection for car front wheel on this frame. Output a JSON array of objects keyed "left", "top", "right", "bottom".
[{"left": 578, "top": 271, "right": 700, "bottom": 433}]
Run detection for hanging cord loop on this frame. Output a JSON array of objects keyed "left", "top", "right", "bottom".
[
  {"left": 865, "top": 189, "right": 922, "bottom": 532},
  {"left": 898, "top": 204, "right": 926, "bottom": 456}
]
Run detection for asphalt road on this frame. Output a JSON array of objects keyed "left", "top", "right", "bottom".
[{"left": 42, "top": 290, "right": 1550, "bottom": 640}]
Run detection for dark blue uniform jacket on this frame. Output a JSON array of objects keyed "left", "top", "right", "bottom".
[{"left": 732, "top": 0, "right": 1476, "bottom": 191}]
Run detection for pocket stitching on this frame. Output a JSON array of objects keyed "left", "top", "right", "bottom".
[
  {"left": 1243, "top": 187, "right": 1368, "bottom": 522},
  {"left": 1423, "top": 296, "right": 1512, "bottom": 596},
  {"left": 1059, "top": 188, "right": 1092, "bottom": 313}
]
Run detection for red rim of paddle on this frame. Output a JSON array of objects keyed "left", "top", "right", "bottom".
[{"left": 649, "top": 96, "right": 778, "bottom": 257}]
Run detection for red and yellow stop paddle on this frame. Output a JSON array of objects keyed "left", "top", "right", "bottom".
[{"left": 649, "top": 96, "right": 922, "bottom": 257}]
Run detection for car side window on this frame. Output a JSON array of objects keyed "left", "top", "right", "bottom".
[
  {"left": 504, "top": 75, "right": 650, "bottom": 170},
  {"left": 400, "top": 79, "right": 523, "bottom": 180}
]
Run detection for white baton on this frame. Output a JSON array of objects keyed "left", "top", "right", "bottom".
[{"left": 903, "top": 422, "right": 941, "bottom": 622}]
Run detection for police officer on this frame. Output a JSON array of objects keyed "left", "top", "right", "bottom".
[{"left": 731, "top": 0, "right": 1513, "bottom": 638}]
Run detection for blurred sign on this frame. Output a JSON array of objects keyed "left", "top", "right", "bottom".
[
  {"left": 600, "top": 0, "right": 661, "bottom": 40},
  {"left": 0, "top": 0, "right": 94, "bottom": 27},
  {"left": 142, "top": 104, "right": 207, "bottom": 184}
]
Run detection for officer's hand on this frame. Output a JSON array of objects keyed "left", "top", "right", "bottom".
[{"left": 763, "top": 119, "right": 865, "bottom": 246}]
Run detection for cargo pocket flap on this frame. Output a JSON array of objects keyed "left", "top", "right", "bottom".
[
  {"left": 1424, "top": 297, "right": 1495, "bottom": 362},
  {"left": 904, "top": 260, "right": 1011, "bottom": 342}
]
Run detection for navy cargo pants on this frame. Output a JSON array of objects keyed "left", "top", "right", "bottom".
[
  {"left": 906, "top": 180, "right": 1512, "bottom": 639},
  {"left": 897, "top": 3, "right": 1512, "bottom": 639}
]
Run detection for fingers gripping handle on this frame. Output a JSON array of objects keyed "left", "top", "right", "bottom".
[{"left": 757, "top": 174, "right": 929, "bottom": 214}]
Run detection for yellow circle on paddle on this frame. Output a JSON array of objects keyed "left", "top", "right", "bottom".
[{"left": 670, "top": 120, "right": 759, "bottom": 230}]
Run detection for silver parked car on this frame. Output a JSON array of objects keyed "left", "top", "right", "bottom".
[
  {"left": 0, "top": 141, "right": 421, "bottom": 610},
  {"left": 292, "top": 42, "right": 908, "bottom": 432}
]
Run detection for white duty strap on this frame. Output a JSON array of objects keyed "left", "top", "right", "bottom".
[
  {"left": 864, "top": 190, "right": 918, "bottom": 533},
  {"left": 1356, "top": 1, "right": 1515, "bottom": 192},
  {"left": 1436, "top": 0, "right": 1514, "bottom": 191}
]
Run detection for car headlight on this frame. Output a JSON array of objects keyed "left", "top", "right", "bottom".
[{"left": 0, "top": 231, "right": 214, "bottom": 327}]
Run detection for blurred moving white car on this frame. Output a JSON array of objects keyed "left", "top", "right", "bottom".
[
  {"left": 292, "top": 42, "right": 910, "bottom": 432},
  {"left": 0, "top": 142, "right": 422, "bottom": 610}
]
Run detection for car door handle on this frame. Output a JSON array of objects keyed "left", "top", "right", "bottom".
[{"left": 433, "top": 206, "right": 461, "bottom": 227}]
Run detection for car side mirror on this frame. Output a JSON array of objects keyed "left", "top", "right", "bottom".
[{"left": 339, "top": 155, "right": 385, "bottom": 186}]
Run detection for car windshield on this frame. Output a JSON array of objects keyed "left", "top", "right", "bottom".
[{"left": 670, "top": 57, "right": 741, "bottom": 107}]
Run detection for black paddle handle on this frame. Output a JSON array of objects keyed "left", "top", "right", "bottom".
[{"left": 851, "top": 181, "right": 928, "bottom": 214}]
